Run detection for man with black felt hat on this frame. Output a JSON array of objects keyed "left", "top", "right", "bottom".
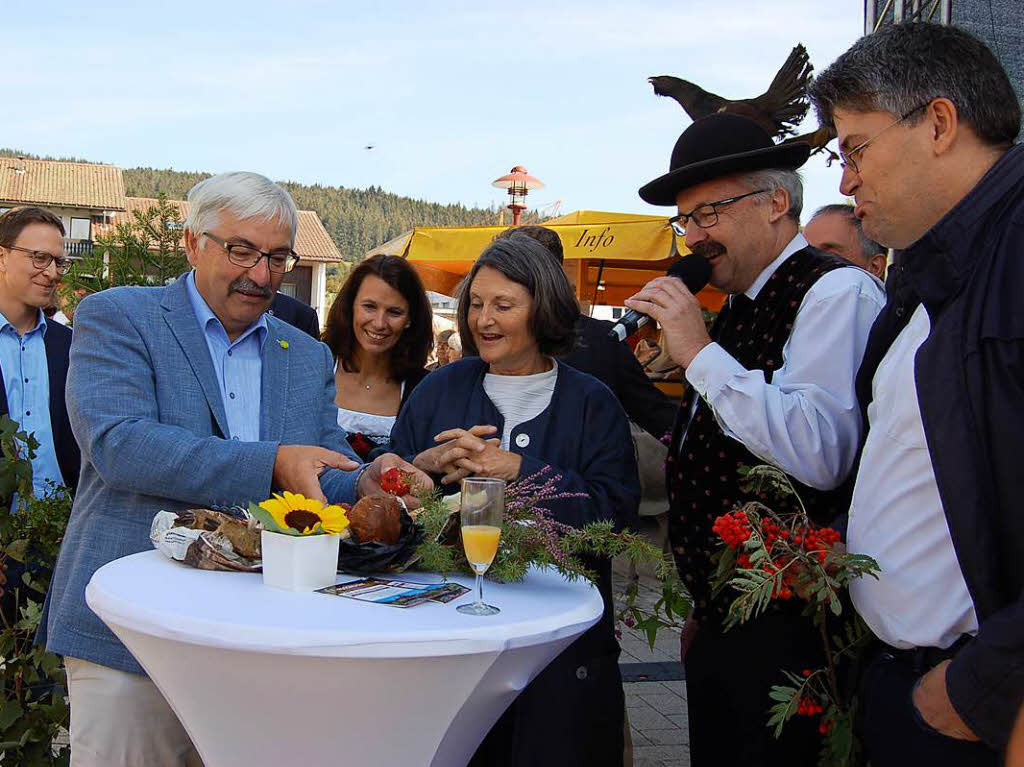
[{"left": 627, "top": 113, "right": 885, "bottom": 765}]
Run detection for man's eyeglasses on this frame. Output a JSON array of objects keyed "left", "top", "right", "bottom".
[
  {"left": 202, "top": 232, "right": 299, "bottom": 273},
  {"left": 668, "top": 190, "right": 767, "bottom": 236},
  {"left": 836, "top": 102, "right": 931, "bottom": 174},
  {"left": 5, "top": 246, "right": 76, "bottom": 275}
]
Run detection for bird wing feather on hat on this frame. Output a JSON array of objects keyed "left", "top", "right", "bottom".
[
  {"left": 649, "top": 44, "right": 812, "bottom": 138},
  {"left": 640, "top": 42, "right": 837, "bottom": 205}
]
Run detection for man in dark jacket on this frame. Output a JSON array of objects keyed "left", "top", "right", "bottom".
[
  {"left": 494, "top": 226, "right": 677, "bottom": 441},
  {"left": 0, "top": 208, "right": 79, "bottom": 496},
  {"left": 268, "top": 291, "right": 320, "bottom": 339},
  {"left": 810, "top": 22, "right": 1024, "bottom": 765},
  {"left": 0, "top": 207, "right": 80, "bottom": 612}
]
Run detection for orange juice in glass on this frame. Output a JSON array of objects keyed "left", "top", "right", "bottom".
[
  {"left": 461, "top": 525, "right": 501, "bottom": 568},
  {"left": 457, "top": 477, "right": 505, "bottom": 616}
]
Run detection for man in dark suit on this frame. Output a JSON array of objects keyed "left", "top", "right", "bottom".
[
  {"left": 494, "top": 226, "right": 677, "bottom": 441},
  {"left": 0, "top": 206, "right": 81, "bottom": 604},
  {"left": 268, "top": 290, "right": 320, "bottom": 339}
]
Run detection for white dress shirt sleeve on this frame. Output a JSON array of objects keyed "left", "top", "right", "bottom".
[{"left": 685, "top": 268, "right": 886, "bottom": 490}]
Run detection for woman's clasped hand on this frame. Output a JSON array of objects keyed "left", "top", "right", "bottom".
[{"left": 414, "top": 424, "right": 522, "bottom": 484}]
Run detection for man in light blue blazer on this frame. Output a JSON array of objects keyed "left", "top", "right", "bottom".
[{"left": 41, "top": 172, "right": 429, "bottom": 766}]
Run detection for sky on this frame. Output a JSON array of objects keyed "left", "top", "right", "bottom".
[{"left": 5, "top": 0, "right": 865, "bottom": 223}]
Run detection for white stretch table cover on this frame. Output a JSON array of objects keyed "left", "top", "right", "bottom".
[{"left": 87, "top": 550, "right": 603, "bottom": 767}]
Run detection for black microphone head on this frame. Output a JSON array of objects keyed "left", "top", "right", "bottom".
[{"left": 667, "top": 254, "right": 712, "bottom": 295}]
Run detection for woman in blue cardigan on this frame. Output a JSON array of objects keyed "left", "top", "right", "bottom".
[{"left": 391, "top": 235, "right": 640, "bottom": 767}]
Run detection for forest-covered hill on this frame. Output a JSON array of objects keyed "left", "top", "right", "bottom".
[{"left": 2, "top": 149, "right": 536, "bottom": 260}]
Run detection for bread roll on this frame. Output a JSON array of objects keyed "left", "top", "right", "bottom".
[{"left": 348, "top": 494, "right": 402, "bottom": 545}]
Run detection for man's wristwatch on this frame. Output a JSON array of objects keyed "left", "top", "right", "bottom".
[{"left": 353, "top": 462, "right": 371, "bottom": 499}]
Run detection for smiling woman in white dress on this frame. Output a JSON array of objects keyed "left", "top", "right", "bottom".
[{"left": 321, "top": 254, "right": 433, "bottom": 460}]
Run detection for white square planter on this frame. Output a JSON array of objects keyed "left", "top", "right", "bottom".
[{"left": 261, "top": 531, "right": 340, "bottom": 592}]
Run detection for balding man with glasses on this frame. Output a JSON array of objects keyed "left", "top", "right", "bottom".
[
  {"left": 628, "top": 114, "right": 884, "bottom": 766},
  {"left": 39, "top": 172, "right": 430, "bottom": 766}
]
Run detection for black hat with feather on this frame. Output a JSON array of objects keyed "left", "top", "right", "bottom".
[{"left": 638, "top": 113, "right": 811, "bottom": 206}]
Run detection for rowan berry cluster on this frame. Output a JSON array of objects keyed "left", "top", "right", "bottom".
[
  {"left": 795, "top": 526, "right": 841, "bottom": 563},
  {"left": 380, "top": 467, "right": 414, "bottom": 496},
  {"left": 711, "top": 510, "right": 751, "bottom": 547},
  {"left": 713, "top": 508, "right": 844, "bottom": 601},
  {"left": 795, "top": 696, "right": 823, "bottom": 717}
]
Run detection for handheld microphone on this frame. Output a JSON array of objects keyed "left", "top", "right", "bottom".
[{"left": 608, "top": 254, "right": 712, "bottom": 342}]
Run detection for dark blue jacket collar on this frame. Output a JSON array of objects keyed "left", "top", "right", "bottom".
[{"left": 902, "top": 143, "right": 1024, "bottom": 307}]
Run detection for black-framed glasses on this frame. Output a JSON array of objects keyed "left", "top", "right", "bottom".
[
  {"left": 668, "top": 189, "right": 767, "bottom": 236},
  {"left": 837, "top": 102, "right": 931, "bottom": 173},
  {"left": 202, "top": 232, "right": 299, "bottom": 273},
  {"left": 5, "top": 245, "right": 76, "bottom": 275}
]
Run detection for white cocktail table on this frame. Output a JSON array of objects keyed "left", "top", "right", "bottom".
[{"left": 86, "top": 550, "right": 603, "bottom": 767}]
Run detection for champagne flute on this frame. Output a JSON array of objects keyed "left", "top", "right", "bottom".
[{"left": 456, "top": 477, "right": 505, "bottom": 616}]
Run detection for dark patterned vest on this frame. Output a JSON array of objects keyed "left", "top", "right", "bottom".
[{"left": 666, "top": 247, "right": 854, "bottom": 626}]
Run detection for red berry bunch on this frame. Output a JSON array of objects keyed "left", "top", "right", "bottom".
[
  {"left": 796, "top": 526, "right": 841, "bottom": 564},
  {"left": 795, "top": 696, "right": 823, "bottom": 717},
  {"left": 761, "top": 518, "right": 790, "bottom": 548},
  {"left": 380, "top": 467, "right": 414, "bottom": 496},
  {"left": 713, "top": 508, "right": 845, "bottom": 602},
  {"left": 818, "top": 718, "right": 834, "bottom": 734},
  {"left": 712, "top": 511, "right": 751, "bottom": 548}
]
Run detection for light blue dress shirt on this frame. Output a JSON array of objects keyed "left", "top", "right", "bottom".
[
  {"left": 0, "top": 309, "right": 64, "bottom": 498},
  {"left": 185, "top": 271, "right": 267, "bottom": 442}
]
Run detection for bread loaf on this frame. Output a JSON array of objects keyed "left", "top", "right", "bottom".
[{"left": 347, "top": 495, "right": 402, "bottom": 545}]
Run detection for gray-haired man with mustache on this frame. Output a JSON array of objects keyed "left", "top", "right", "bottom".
[
  {"left": 41, "top": 172, "right": 430, "bottom": 766},
  {"left": 625, "top": 114, "right": 885, "bottom": 765}
]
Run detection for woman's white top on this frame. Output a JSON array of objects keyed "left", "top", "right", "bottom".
[
  {"left": 334, "top": 358, "right": 404, "bottom": 451},
  {"left": 482, "top": 361, "right": 558, "bottom": 450},
  {"left": 336, "top": 407, "right": 399, "bottom": 451}
]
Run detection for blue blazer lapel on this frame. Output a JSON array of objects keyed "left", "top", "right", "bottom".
[
  {"left": 160, "top": 277, "right": 231, "bottom": 438},
  {"left": 261, "top": 321, "right": 289, "bottom": 441},
  {"left": 43, "top": 319, "right": 68, "bottom": 425}
]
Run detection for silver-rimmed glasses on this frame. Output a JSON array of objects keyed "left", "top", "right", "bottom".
[
  {"left": 668, "top": 190, "right": 767, "bottom": 236},
  {"left": 836, "top": 102, "right": 931, "bottom": 173},
  {"left": 202, "top": 232, "right": 300, "bottom": 273}
]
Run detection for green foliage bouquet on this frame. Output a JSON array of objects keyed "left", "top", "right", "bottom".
[
  {"left": 710, "top": 466, "right": 880, "bottom": 767},
  {"left": 0, "top": 417, "right": 72, "bottom": 766},
  {"left": 412, "top": 468, "right": 685, "bottom": 622}
]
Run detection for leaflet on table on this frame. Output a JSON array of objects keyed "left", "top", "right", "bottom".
[{"left": 317, "top": 578, "right": 469, "bottom": 607}]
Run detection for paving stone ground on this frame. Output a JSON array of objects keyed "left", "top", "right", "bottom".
[{"left": 613, "top": 516, "right": 690, "bottom": 767}]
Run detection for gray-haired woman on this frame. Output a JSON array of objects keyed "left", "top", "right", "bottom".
[{"left": 391, "top": 235, "right": 640, "bottom": 767}]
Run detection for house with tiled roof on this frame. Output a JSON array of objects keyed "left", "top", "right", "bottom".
[
  {"left": 1, "top": 158, "right": 343, "bottom": 321},
  {"left": 98, "top": 197, "right": 343, "bottom": 321},
  {"left": 0, "top": 157, "right": 126, "bottom": 253}
]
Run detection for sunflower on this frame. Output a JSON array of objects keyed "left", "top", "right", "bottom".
[{"left": 253, "top": 492, "right": 350, "bottom": 536}]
